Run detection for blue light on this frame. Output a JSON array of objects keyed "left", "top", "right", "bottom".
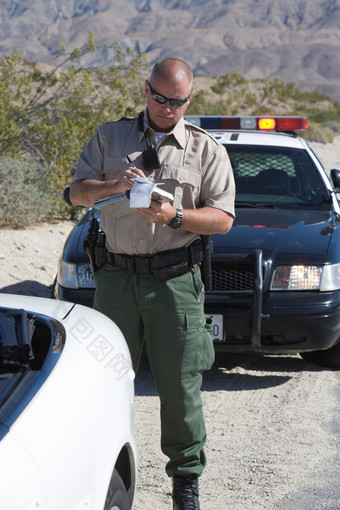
[{"left": 200, "top": 117, "right": 221, "bottom": 129}]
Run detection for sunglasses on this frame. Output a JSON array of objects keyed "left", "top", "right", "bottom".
[{"left": 147, "top": 81, "right": 191, "bottom": 107}]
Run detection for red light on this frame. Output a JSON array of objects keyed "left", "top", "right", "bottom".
[
  {"left": 276, "top": 117, "right": 308, "bottom": 131},
  {"left": 220, "top": 117, "right": 239, "bottom": 129},
  {"left": 251, "top": 225, "right": 292, "bottom": 229}
]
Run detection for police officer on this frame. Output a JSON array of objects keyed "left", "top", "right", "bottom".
[{"left": 70, "top": 57, "right": 235, "bottom": 510}]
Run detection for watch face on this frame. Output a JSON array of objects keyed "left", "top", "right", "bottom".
[{"left": 169, "top": 209, "right": 183, "bottom": 229}]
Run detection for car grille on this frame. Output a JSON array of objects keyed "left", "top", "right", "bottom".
[{"left": 211, "top": 262, "right": 254, "bottom": 292}]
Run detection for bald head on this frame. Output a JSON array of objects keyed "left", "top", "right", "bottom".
[
  {"left": 150, "top": 58, "right": 193, "bottom": 93},
  {"left": 146, "top": 58, "right": 194, "bottom": 132}
]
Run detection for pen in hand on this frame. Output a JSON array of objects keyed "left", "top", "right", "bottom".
[
  {"left": 125, "top": 155, "right": 136, "bottom": 200},
  {"left": 126, "top": 155, "right": 148, "bottom": 180},
  {"left": 126, "top": 155, "right": 136, "bottom": 168}
]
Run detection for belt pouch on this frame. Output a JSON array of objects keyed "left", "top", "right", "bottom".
[
  {"left": 154, "top": 262, "right": 189, "bottom": 282},
  {"left": 153, "top": 248, "right": 187, "bottom": 269}
]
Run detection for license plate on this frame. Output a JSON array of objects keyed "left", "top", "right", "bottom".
[{"left": 207, "top": 314, "right": 224, "bottom": 342}]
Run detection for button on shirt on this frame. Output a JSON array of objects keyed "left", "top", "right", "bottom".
[{"left": 73, "top": 112, "right": 235, "bottom": 255}]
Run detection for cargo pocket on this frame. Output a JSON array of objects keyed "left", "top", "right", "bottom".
[
  {"left": 181, "top": 313, "right": 215, "bottom": 379},
  {"left": 191, "top": 269, "right": 205, "bottom": 304}
]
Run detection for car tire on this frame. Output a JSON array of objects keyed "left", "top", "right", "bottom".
[
  {"left": 300, "top": 342, "right": 340, "bottom": 369},
  {"left": 50, "top": 276, "right": 57, "bottom": 299},
  {"left": 103, "top": 468, "right": 130, "bottom": 510}
]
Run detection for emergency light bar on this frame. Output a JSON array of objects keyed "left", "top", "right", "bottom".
[{"left": 185, "top": 116, "right": 308, "bottom": 132}]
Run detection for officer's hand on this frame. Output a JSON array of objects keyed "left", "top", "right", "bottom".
[
  {"left": 136, "top": 201, "right": 177, "bottom": 225},
  {"left": 114, "top": 167, "right": 147, "bottom": 194}
]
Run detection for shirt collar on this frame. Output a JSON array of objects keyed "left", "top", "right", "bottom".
[
  {"left": 169, "top": 117, "right": 187, "bottom": 149},
  {"left": 139, "top": 110, "right": 187, "bottom": 149}
]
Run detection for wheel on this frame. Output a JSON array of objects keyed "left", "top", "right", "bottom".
[
  {"left": 103, "top": 469, "right": 130, "bottom": 510},
  {"left": 300, "top": 342, "right": 340, "bottom": 369}
]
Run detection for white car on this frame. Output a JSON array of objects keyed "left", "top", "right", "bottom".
[{"left": 0, "top": 293, "right": 137, "bottom": 510}]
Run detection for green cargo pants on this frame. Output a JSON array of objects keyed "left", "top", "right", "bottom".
[{"left": 93, "top": 263, "right": 214, "bottom": 477}]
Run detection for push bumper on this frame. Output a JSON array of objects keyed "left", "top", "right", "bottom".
[
  {"left": 206, "top": 249, "right": 340, "bottom": 354},
  {"left": 207, "top": 298, "right": 340, "bottom": 354}
]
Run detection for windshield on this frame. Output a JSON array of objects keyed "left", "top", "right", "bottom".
[{"left": 225, "top": 145, "right": 330, "bottom": 209}]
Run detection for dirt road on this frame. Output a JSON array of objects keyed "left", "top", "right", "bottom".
[
  {"left": 1, "top": 221, "right": 339, "bottom": 510},
  {"left": 133, "top": 353, "right": 340, "bottom": 510}
]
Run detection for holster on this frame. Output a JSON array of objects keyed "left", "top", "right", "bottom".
[
  {"left": 83, "top": 218, "right": 106, "bottom": 274},
  {"left": 200, "top": 235, "right": 213, "bottom": 291}
]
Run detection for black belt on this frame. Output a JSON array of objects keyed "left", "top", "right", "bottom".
[{"left": 106, "top": 240, "right": 204, "bottom": 281}]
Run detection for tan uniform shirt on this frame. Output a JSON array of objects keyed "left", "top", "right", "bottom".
[{"left": 73, "top": 112, "right": 235, "bottom": 255}]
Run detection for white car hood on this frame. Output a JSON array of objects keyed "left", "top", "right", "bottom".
[{"left": 0, "top": 294, "right": 75, "bottom": 319}]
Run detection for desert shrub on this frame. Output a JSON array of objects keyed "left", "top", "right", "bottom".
[
  {"left": 304, "top": 122, "right": 334, "bottom": 144},
  {"left": 0, "top": 156, "right": 55, "bottom": 228},
  {"left": 325, "top": 121, "right": 340, "bottom": 134},
  {"left": 211, "top": 71, "right": 247, "bottom": 94},
  {"left": 0, "top": 36, "right": 148, "bottom": 224}
]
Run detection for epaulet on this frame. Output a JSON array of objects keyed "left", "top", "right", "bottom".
[
  {"left": 116, "top": 116, "right": 137, "bottom": 122},
  {"left": 101, "top": 116, "right": 137, "bottom": 127}
]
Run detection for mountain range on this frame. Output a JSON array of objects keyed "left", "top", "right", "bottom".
[{"left": 1, "top": 0, "right": 340, "bottom": 99}]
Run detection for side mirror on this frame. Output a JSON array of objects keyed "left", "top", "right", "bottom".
[
  {"left": 331, "top": 169, "right": 340, "bottom": 190},
  {"left": 63, "top": 186, "right": 72, "bottom": 205}
]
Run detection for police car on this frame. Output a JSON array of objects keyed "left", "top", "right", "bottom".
[{"left": 55, "top": 116, "right": 340, "bottom": 369}]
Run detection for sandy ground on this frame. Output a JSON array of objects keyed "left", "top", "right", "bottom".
[
  {"left": 1, "top": 137, "right": 340, "bottom": 509},
  {"left": 309, "top": 136, "right": 340, "bottom": 174}
]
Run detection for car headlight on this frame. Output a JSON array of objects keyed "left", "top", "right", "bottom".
[
  {"left": 271, "top": 265, "right": 322, "bottom": 290},
  {"left": 57, "top": 260, "right": 95, "bottom": 289},
  {"left": 320, "top": 263, "right": 340, "bottom": 291},
  {"left": 271, "top": 264, "right": 340, "bottom": 291}
]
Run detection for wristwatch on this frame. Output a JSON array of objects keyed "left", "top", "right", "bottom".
[{"left": 168, "top": 208, "right": 183, "bottom": 229}]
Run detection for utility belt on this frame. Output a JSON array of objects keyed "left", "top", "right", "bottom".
[
  {"left": 106, "top": 241, "right": 203, "bottom": 281},
  {"left": 84, "top": 218, "right": 212, "bottom": 286}
]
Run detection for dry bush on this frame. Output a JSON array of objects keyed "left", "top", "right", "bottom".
[{"left": 0, "top": 156, "right": 55, "bottom": 228}]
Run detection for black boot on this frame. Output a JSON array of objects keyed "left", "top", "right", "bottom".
[{"left": 172, "top": 474, "right": 200, "bottom": 510}]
